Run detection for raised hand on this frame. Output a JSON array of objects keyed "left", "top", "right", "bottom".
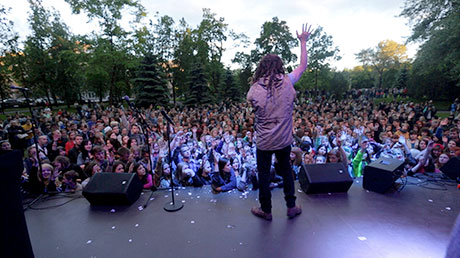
[{"left": 296, "top": 23, "right": 313, "bottom": 42}]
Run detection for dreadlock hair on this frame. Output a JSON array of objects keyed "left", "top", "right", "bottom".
[{"left": 251, "top": 54, "right": 285, "bottom": 89}]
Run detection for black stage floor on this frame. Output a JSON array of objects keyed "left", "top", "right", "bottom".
[{"left": 25, "top": 177, "right": 460, "bottom": 258}]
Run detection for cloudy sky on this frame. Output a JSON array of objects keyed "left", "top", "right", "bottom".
[{"left": 5, "top": 0, "right": 417, "bottom": 70}]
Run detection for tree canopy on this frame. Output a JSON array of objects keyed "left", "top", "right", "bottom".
[{"left": 1, "top": 0, "right": 458, "bottom": 108}]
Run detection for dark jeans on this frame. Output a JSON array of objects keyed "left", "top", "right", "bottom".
[{"left": 257, "top": 145, "right": 296, "bottom": 213}]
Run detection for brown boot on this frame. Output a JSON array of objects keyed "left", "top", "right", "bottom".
[
  {"left": 287, "top": 205, "right": 302, "bottom": 219},
  {"left": 251, "top": 207, "right": 272, "bottom": 221}
]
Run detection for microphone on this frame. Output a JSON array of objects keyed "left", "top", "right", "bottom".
[
  {"left": 10, "top": 85, "right": 29, "bottom": 91},
  {"left": 161, "top": 110, "right": 175, "bottom": 126}
]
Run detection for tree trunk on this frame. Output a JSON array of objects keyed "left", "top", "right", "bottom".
[
  {"left": 315, "top": 68, "right": 318, "bottom": 95},
  {"left": 45, "top": 91, "right": 53, "bottom": 110},
  {"left": 109, "top": 65, "right": 115, "bottom": 106}
]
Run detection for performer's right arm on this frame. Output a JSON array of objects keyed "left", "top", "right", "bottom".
[{"left": 289, "top": 23, "right": 313, "bottom": 85}]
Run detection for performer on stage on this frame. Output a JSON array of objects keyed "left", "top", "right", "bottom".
[{"left": 247, "top": 23, "right": 313, "bottom": 220}]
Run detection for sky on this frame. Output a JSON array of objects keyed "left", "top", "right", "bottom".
[{"left": 4, "top": 0, "right": 418, "bottom": 70}]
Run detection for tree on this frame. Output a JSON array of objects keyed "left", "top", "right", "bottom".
[
  {"left": 172, "top": 19, "right": 195, "bottom": 101},
  {"left": 0, "top": 5, "right": 18, "bottom": 111},
  {"left": 395, "top": 65, "right": 409, "bottom": 89},
  {"left": 401, "top": 0, "right": 460, "bottom": 99},
  {"left": 133, "top": 54, "right": 169, "bottom": 108},
  {"left": 184, "top": 57, "right": 212, "bottom": 106},
  {"left": 65, "top": 0, "right": 146, "bottom": 105},
  {"left": 304, "top": 26, "right": 341, "bottom": 91},
  {"left": 223, "top": 68, "right": 240, "bottom": 102},
  {"left": 232, "top": 52, "right": 253, "bottom": 94},
  {"left": 253, "top": 17, "right": 298, "bottom": 66},
  {"left": 15, "top": 0, "right": 81, "bottom": 106},
  {"left": 348, "top": 66, "right": 374, "bottom": 89},
  {"left": 356, "top": 40, "right": 408, "bottom": 88},
  {"left": 327, "top": 70, "right": 349, "bottom": 99}
]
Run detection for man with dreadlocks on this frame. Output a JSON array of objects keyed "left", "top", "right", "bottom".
[{"left": 247, "top": 23, "right": 313, "bottom": 220}]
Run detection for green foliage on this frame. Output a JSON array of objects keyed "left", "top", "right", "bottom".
[
  {"left": 347, "top": 66, "right": 374, "bottom": 89},
  {"left": 134, "top": 54, "right": 169, "bottom": 108},
  {"left": 356, "top": 40, "right": 408, "bottom": 88},
  {"left": 65, "top": 0, "right": 145, "bottom": 105},
  {"left": 253, "top": 17, "right": 298, "bottom": 66},
  {"left": 401, "top": 0, "right": 460, "bottom": 100},
  {"left": 0, "top": 4, "right": 18, "bottom": 106},
  {"left": 184, "top": 57, "right": 212, "bottom": 106},
  {"left": 303, "top": 26, "right": 341, "bottom": 90},
  {"left": 223, "top": 68, "right": 241, "bottom": 102},
  {"left": 395, "top": 65, "right": 409, "bottom": 89}
]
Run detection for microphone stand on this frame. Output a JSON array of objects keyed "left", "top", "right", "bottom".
[
  {"left": 163, "top": 111, "right": 183, "bottom": 212},
  {"left": 122, "top": 100, "right": 157, "bottom": 208},
  {"left": 19, "top": 88, "right": 45, "bottom": 211}
]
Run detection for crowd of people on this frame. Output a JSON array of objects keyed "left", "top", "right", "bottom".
[{"left": 0, "top": 90, "right": 459, "bottom": 195}]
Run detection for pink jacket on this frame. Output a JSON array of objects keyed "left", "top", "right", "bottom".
[{"left": 247, "top": 74, "right": 296, "bottom": 151}]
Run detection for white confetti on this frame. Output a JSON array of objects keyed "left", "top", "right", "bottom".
[
  {"left": 181, "top": 200, "right": 186, "bottom": 203},
  {"left": 138, "top": 206, "right": 144, "bottom": 211},
  {"left": 150, "top": 197, "right": 155, "bottom": 201},
  {"left": 110, "top": 209, "right": 116, "bottom": 213},
  {"left": 197, "top": 196, "right": 200, "bottom": 199},
  {"left": 428, "top": 199, "right": 433, "bottom": 203},
  {"left": 164, "top": 195, "right": 168, "bottom": 198},
  {"left": 141, "top": 192, "right": 144, "bottom": 195},
  {"left": 111, "top": 226, "right": 116, "bottom": 230},
  {"left": 226, "top": 224, "right": 236, "bottom": 229},
  {"left": 239, "top": 196, "right": 243, "bottom": 199},
  {"left": 86, "top": 240, "right": 92, "bottom": 244},
  {"left": 239, "top": 242, "right": 243, "bottom": 245},
  {"left": 297, "top": 189, "right": 303, "bottom": 193},
  {"left": 446, "top": 207, "right": 452, "bottom": 211},
  {"left": 366, "top": 190, "right": 370, "bottom": 193},
  {"left": 135, "top": 224, "right": 139, "bottom": 227},
  {"left": 182, "top": 187, "right": 186, "bottom": 190},
  {"left": 188, "top": 192, "right": 192, "bottom": 196},
  {"left": 358, "top": 237, "right": 367, "bottom": 241},
  {"left": 355, "top": 180, "right": 360, "bottom": 183},
  {"left": 176, "top": 193, "right": 179, "bottom": 196},
  {"left": 328, "top": 193, "right": 332, "bottom": 195},
  {"left": 128, "top": 239, "right": 132, "bottom": 243},
  {"left": 191, "top": 220, "right": 195, "bottom": 224}
]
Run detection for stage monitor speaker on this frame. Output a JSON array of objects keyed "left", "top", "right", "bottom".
[
  {"left": 440, "top": 157, "right": 460, "bottom": 181},
  {"left": 298, "top": 163, "right": 352, "bottom": 194},
  {"left": 83, "top": 172, "right": 143, "bottom": 206},
  {"left": 363, "top": 157, "right": 404, "bottom": 194},
  {"left": 0, "top": 150, "right": 35, "bottom": 258}
]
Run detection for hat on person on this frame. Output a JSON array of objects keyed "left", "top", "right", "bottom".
[
  {"left": 103, "top": 126, "right": 112, "bottom": 134},
  {"left": 433, "top": 143, "right": 444, "bottom": 151}
]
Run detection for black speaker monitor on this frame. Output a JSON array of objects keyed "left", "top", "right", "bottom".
[
  {"left": 298, "top": 163, "right": 353, "bottom": 194},
  {"left": 363, "top": 157, "right": 405, "bottom": 194},
  {"left": 83, "top": 172, "right": 143, "bottom": 205}
]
